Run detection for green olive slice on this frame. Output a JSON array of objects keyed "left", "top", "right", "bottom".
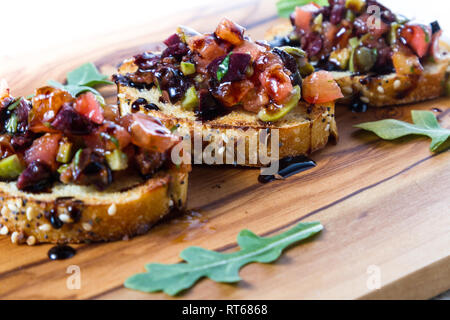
[{"left": 258, "top": 86, "right": 301, "bottom": 122}]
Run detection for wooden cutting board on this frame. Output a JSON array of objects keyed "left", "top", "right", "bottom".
[{"left": 0, "top": 0, "right": 448, "bottom": 300}]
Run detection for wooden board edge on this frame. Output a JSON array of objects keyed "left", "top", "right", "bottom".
[{"left": 359, "top": 255, "right": 450, "bottom": 300}]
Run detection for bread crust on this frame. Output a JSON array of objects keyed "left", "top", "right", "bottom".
[
  {"left": 0, "top": 168, "right": 188, "bottom": 244},
  {"left": 265, "top": 21, "right": 450, "bottom": 107},
  {"left": 116, "top": 60, "right": 338, "bottom": 167}
]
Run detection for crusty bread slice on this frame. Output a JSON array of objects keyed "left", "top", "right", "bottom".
[
  {"left": 265, "top": 21, "right": 450, "bottom": 107},
  {"left": 116, "top": 60, "right": 338, "bottom": 167},
  {"left": 0, "top": 167, "right": 188, "bottom": 244}
]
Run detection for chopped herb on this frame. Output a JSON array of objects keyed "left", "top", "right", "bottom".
[
  {"left": 7, "top": 98, "right": 22, "bottom": 111},
  {"left": 217, "top": 52, "right": 232, "bottom": 82}
]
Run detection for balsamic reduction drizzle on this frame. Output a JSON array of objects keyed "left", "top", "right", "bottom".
[
  {"left": 48, "top": 245, "right": 76, "bottom": 260},
  {"left": 258, "top": 156, "right": 317, "bottom": 184}
]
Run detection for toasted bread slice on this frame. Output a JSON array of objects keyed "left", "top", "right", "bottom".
[
  {"left": 116, "top": 60, "right": 338, "bottom": 167},
  {"left": 265, "top": 21, "right": 450, "bottom": 107},
  {"left": 0, "top": 167, "right": 188, "bottom": 244}
]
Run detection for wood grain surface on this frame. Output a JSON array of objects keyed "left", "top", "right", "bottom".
[{"left": 0, "top": 0, "right": 448, "bottom": 300}]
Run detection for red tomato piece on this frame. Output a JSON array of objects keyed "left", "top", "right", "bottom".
[
  {"left": 187, "top": 34, "right": 229, "bottom": 61},
  {"left": 392, "top": 49, "right": 424, "bottom": 75},
  {"left": 74, "top": 92, "right": 104, "bottom": 124},
  {"left": 302, "top": 71, "right": 343, "bottom": 104},
  {"left": 30, "top": 87, "right": 73, "bottom": 133},
  {"left": 25, "top": 133, "right": 62, "bottom": 170},
  {"left": 259, "top": 64, "right": 293, "bottom": 104},
  {"left": 401, "top": 24, "right": 432, "bottom": 58},
  {"left": 233, "top": 40, "right": 267, "bottom": 61},
  {"left": 128, "top": 113, "right": 180, "bottom": 153},
  {"left": 294, "top": 3, "right": 321, "bottom": 32},
  {"left": 213, "top": 80, "right": 255, "bottom": 107},
  {"left": 215, "top": 18, "right": 245, "bottom": 46}
]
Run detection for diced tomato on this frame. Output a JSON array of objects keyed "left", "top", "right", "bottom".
[
  {"left": 242, "top": 87, "right": 270, "bottom": 113},
  {"left": 369, "top": 20, "right": 390, "bottom": 38},
  {"left": 30, "top": 87, "right": 73, "bottom": 133},
  {"left": 74, "top": 92, "right": 104, "bottom": 124},
  {"left": 392, "top": 49, "right": 424, "bottom": 75},
  {"left": 233, "top": 40, "right": 267, "bottom": 61},
  {"left": 322, "top": 22, "right": 339, "bottom": 52},
  {"left": 103, "top": 104, "right": 120, "bottom": 122},
  {"left": 215, "top": 18, "right": 245, "bottom": 46},
  {"left": 259, "top": 64, "right": 293, "bottom": 104},
  {"left": 294, "top": 3, "right": 321, "bottom": 32},
  {"left": 0, "top": 79, "right": 9, "bottom": 100},
  {"left": 127, "top": 113, "right": 180, "bottom": 153},
  {"left": 85, "top": 122, "right": 131, "bottom": 151},
  {"left": 25, "top": 133, "right": 62, "bottom": 170},
  {"left": 213, "top": 80, "right": 254, "bottom": 107},
  {"left": 187, "top": 34, "right": 229, "bottom": 61},
  {"left": 400, "top": 24, "right": 432, "bottom": 58},
  {"left": 302, "top": 71, "right": 343, "bottom": 104}
]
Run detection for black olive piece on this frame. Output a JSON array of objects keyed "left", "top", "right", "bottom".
[
  {"left": 350, "top": 99, "right": 369, "bottom": 113},
  {"left": 144, "top": 103, "right": 160, "bottom": 111},
  {"left": 131, "top": 98, "right": 148, "bottom": 113},
  {"left": 431, "top": 21, "right": 441, "bottom": 34},
  {"left": 49, "top": 213, "right": 64, "bottom": 229}
]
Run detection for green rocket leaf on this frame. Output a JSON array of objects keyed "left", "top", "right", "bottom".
[
  {"left": 125, "top": 222, "right": 323, "bottom": 296},
  {"left": 66, "top": 62, "right": 114, "bottom": 87},
  {"left": 48, "top": 63, "right": 112, "bottom": 101},
  {"left": 355, "top": 110, "right": 450, "bottom": 152},
  {"left": 276, "top": 0, "right": 329, "bottom": 18}
]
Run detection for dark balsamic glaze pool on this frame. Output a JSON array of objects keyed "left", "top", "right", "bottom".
[
  {"left": 48, "top": 245, "right": 76, "bottom": 260},
  {"left": 258, "top": 156, "right": 317, "bottom": 184}
]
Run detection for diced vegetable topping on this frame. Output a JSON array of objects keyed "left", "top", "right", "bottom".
[
  {"left": 258, "top": 85, "right": 301, "bottom": 122},
  {"left": 105, "top": 149, "right": 128, "bottom": 171},
  {"left": 0, "top": 155, "right": 24, "bottom": 180},
  {"left": 25, "top": 133, "right": 62, "bottom": 170},
  {"left": 128, "top": 113, "right": 180, "bottom": 153},
  {"left": 74, "top": 92, "right": 104, "bottom": 124},
  {"left": 30, "top": 87, "right": 73, "bottom": 133},
  {"left": 294, "top": 3, "right": 321, "bottom": 32},
  {"left": 180, "top": 62, "right": 196, "bottom": 75},
  {"left": 181, "top": 86, "right": 199, "bottom": 110},
  {"left": 302, "top": 70, "right": 343, "bottom": 104},
  {"left": 215, "top": 18, "right": 245, "bottom": 46},
  {"left": 277, "top": 0, "right": 442, "bottom": 76},
  {"left": 115, "top": 19, "right": 347, "bottom": 123},
  {"left": 0, "top": 85, "right": 182, "bottom": 192}
]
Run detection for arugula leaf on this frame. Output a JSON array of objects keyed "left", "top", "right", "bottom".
[
  {"left": 216, "top": 53, "right": 232, "bottom": 82},
  {"left": 125, "top": 222, "right": 323, "bottom": 296},
  {"left": 355, "top": 110, "right": 450, "bottom": 152},
  {"left": 276, "top": 0, "right": 329, "bottom": 18},
  {"left": 47, "top": 63, "right": 112, "bottom": 102},
  {"left": 66, "top": 62, "right": 114, "bottom": 87}
]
